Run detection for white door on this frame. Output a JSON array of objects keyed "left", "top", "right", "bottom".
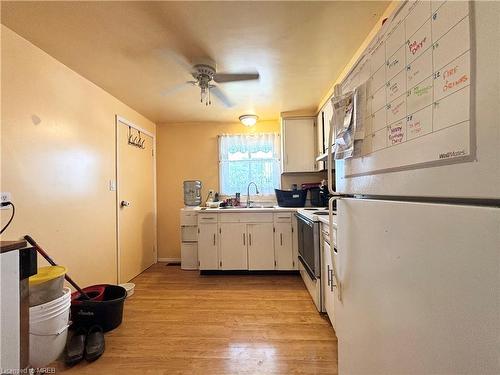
[
  {"left": 198, "top": 223, "right": 218, "bottom": 270},
  {"left": 219, "top": 223, "right": 247, "bottom": 270},
  {"left": 117, "top": 120, "right": 155, "bottom": 283},
  {"left": 336, "top": 198, "right": 500, "bottom": 375},
  {"left": 274, "top": 223, "right": 294, "bottom": 270},
  {"left": 248, "top": 223, "right": 274, "bottom": 270},
  {"left": 282, "top": 118, "right": 315, "bottom": 173}
]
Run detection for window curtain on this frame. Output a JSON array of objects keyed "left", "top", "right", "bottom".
[{"left": 219, "top": 133, "right": 280, "bottom": 195}]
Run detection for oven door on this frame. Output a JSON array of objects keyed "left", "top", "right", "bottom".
[{"left": 296, "top": 214, "right": 320, "bottom": 279}]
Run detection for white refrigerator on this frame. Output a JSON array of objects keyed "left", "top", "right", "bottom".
[{"left": 327, "top": 2, "right": 500, "bottom": 374}]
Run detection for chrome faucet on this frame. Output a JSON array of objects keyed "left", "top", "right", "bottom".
[{"left": 246, "top": 182, "right": 260, "bottom": 208}]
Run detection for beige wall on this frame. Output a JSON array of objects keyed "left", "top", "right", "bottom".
[
  {"left": 317, "top": 1, "right": 397, "bottom": 111},
  {"left": 156, "top": 120, "right": 279, "bottom": 259},
  {"left": 0, "top": 26, "right": 156, "bottom": 286}
]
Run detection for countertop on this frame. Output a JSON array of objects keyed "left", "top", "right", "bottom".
[
  {"left": 318, "top": 215, "right": 337, "bottom": 227},
  {"left": 196, "top": 206, "right": 300, "bottom": 213},
  {"left": 0, "top": 240, "right": 27, "bottom": 254}
]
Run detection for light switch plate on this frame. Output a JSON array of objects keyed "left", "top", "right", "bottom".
[{"left": 109, "top": 180, "right": 116, "bottom": 191}]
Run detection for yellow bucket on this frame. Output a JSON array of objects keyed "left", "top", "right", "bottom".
[
  {"left": 29, "top": 266, "right": 67, "bottom": 285},
  {"left": 29, "top": 266, "right": 68, "bottom": 306}
]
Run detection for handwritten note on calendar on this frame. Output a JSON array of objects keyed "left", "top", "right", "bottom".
[{"left": 341, "top": 0, "right": 472, "bottom": 177}]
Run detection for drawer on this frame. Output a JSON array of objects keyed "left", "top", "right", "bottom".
[
  {"left": 197, "top": 213, "right": 218, "bottom": 224},
  {"left": 274, "top": 212, "right": 292, "bottom": 223},
  {"left": 180, "top": 212, "right": 198, "bottom": 226},
  {"left": 181, "top": 226, "right": 198, "bottom": 242},
  {"left": 219, "top": 213, "right": 273, "bottom": 223}
]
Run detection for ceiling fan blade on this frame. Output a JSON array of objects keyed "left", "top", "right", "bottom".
[
  {"left": 160, "top": 81, "right": 196, "bottom": 97},
  {"left": 211, "top": 86, "right": 233, "bottom": 108},
  {"left": 158, "top": 49, "right": 194, "bottom": 75},
  {"left": 213, "top": 72, "right": 260, "bottom": 83}
]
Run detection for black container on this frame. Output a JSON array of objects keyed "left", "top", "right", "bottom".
[
  {"left": 275, "top": 189, "right": 307, "bottom": 207},
  {"left": 310, "top": 187, "right": 330, "bottom": 207},
  {"left": 71, "top": 284, "right": 127, "bottom": 332}
]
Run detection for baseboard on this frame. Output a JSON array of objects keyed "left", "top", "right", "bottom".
[{"left": 158, "top": 257, "right": 181, "bottom": 263}]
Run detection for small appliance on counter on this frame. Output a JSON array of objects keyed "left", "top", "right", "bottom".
[{"left": 309, "top": 180, "right": 332, "bottom": 208}]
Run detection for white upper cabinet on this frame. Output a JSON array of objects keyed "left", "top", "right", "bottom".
[
  {"left": 322, "top": 99, "right": 333, "bottom": 156},
  {"left": 281, "top": 117, "right": 316, "bottom": 173},
  {"left": 316, "top": 110, "right": 325, "bottom": 157}
]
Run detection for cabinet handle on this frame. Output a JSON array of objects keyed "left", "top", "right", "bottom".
[
  {"left": 249, "top": 233, "right": 252, "bottom": 246},
  {"left": 213, "top": 233, "right": 216, "bottom": 246},
  {"left": 330, "top": 268, "right": 334, "bottom": 292},
  {"left": 243, "top": 233, "right": 246, "bottom": 245},
  {"left": 327, "top": 265, "right": 331, "bottom": 286},
  {"left": 280, "top": 233, "right": 283, "bottom": 246}
]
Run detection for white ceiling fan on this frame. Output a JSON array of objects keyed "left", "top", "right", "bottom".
[{"left": 160, "top": 54, "right": 259, "bottom": 107}]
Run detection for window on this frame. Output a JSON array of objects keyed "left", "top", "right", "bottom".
[{"left": 219, "top": 133, "right": 281, "bottom": 195}]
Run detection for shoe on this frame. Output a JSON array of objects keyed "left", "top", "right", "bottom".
[
  {"left": 65, "top": 326, "right": 87, "bottom": 366},
  {"left": 84, "top": 325, "right": 105, "bottom": 362}
]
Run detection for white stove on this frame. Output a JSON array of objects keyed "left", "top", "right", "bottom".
[{"left": 296, "top": 207, "right": 331, "bottom": 222}]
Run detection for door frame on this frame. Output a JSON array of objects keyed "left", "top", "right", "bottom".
[{"left": 115, "top": 115, "right": 157, "bottom": 284}]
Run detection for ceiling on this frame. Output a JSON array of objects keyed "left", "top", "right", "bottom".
[{"left": 1, "top": 1, "right": 389, "bottom": 124}]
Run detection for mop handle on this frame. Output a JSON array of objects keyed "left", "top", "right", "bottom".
[{"left": 24, "top": 235, "right": 90, "bottom": 300}]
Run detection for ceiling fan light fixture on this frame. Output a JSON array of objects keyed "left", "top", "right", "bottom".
[{"left": 239, "top": 114, "right": 259, "bottom": 127}]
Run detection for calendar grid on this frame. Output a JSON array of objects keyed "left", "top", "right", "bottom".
[{"left": 348, "top": 0, "right": 472, "bottom": 159}]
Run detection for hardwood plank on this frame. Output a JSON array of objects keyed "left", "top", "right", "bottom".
[{"left": 53, "top": 264, "right": 337, "bottom": 374}]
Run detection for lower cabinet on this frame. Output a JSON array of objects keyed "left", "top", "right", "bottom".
[
  {"left": 274, "top": 223, "right": 294, "bottom": 270},
  {"left": 198, "top": 223, "right": 218, "bottom": 270},
  {"left": 197, "top": 212, "right": 298, "bottom": 271},
  {"left": 248, "top": 223, "right": 275, "bottom": 270},
  {"left": 322, "top": 238, "right": 335, "bottom": 328},
  {"left": 219, "top": 223, "right": 248, "bottom": 270}
]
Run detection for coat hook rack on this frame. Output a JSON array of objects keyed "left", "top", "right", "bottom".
[{"left": 128, "top": 126, "right": 146, "bottom": 149}]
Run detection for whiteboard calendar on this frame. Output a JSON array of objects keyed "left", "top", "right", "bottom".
[{"left": 341, "top": 0, "right": 473, "bottom": 177}]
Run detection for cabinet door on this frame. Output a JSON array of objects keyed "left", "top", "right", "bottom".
[
  {"left": 198, "top": 223, "right": 218, "bottom": 270},
  {"left": 248, "top": 223, "right": 275, "bottom": 270},
  {"left": 317, "top": 111, "right": 325, "bottom": 157},
  {"left": 322, "top": 239, "right": 335, "bottom": 328},
  {"left": 323, "top": 99, "right": 333, "bottom": 155},
  {"left": 219, "top": 223, "right": 247, "bottom": 270},
  {"left": 274, "top": 223, "right": 294, "bottom": 270},
  {"left": 282, "top": 118, "right": 315, "bottom": 173},
  {"left": 292, "top": 215, "right": 299, "bottom": 270}
]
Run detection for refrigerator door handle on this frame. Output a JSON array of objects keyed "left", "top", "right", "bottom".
[{"left": 329, "top": 196, "right": 342, "bottom": 302}]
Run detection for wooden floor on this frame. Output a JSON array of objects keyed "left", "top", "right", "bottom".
[{"left": 55, "top": 263, "right": 338, "bottom": 374}]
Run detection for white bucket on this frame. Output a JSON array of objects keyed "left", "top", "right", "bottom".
[
  {"left": 29, "top": 287, "right": 71, "bottom": 368},
  {"left": 119, "top": 282, "right": 135, "bottom": 298}
]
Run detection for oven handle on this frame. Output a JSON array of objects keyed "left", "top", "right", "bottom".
[{"left": 295, "top": 213, "right": 314, "bottom": 227}]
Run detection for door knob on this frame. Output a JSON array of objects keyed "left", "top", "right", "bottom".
[{"left": 120, "top": 200, "right": 130, "bottom": 207}]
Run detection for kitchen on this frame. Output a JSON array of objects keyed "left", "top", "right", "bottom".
[{"left": 1, "top": 1, "right": 499, "bottom": 374}]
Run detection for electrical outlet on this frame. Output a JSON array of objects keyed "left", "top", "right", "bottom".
[
  {"left": 1, "top": 192, "right": 12, "bottom": 209},
  {"left": 1, "top": 192, "right": 12, "bottom": 203}
]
